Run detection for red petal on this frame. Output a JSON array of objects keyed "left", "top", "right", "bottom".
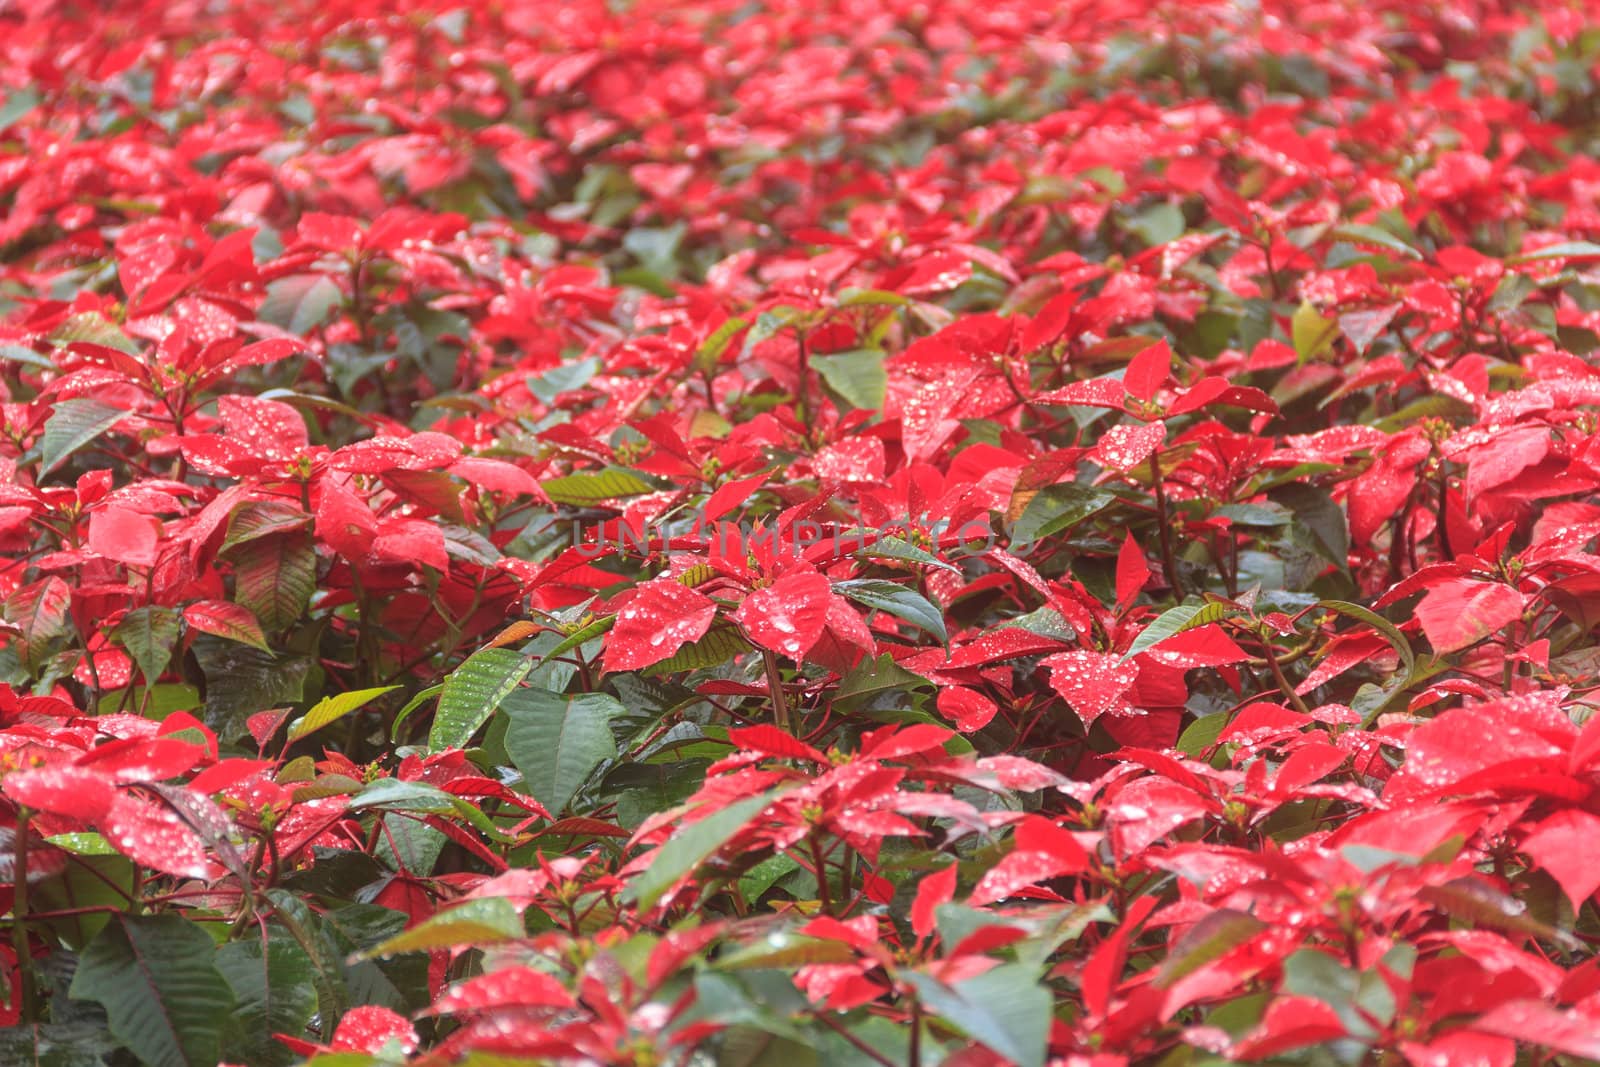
[
  {"left": 330, "top": 1006, "right": 419, "bottom": 1054},
  {"left": 2, "top": 764, "right": 116, "bottom": 821},
  {"left": 1520, "top": 809, "right": 1600, "bottom": 910},
  {"left": 604, "top": 579, "right": 717, "bottom": 672},
  {"left": 734, "top": 571, "right": 833, "bottom": 662},
  {"left": 1416, "top": 579, "right": 1523, "bottom": 654},
  {"left": 88, "top": 506, "right": 160, "bottom": 567}
]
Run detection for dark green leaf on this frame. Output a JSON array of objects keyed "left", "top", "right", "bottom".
[
  {"left": 503, "top": 689, "right": 625, "bottom": 814},
  {"left": 193, "top": 638, "right": 311, "bottom": 739},
  {"left": 69, "top": 914, "right": 236, "bottom": 1067},
  {"left": 623, "top": 792, "right": 777, "bottom": 909},
  {"left": 834, "top": 578, "right": 947, "bottom": 645},
  {"left": 811, "top": 349, "right": 887, "bottom": 410},
  {"left": 1010, "top": 484, "right": 1116, "bottom": 545},
  {"left": 112, "top": 606, "right": 181, "bottom": 686},
  {"left": 259, "top": 274, "right": 344, "bottom": 335},
  {"left": 217, "top": 932, "right": 320, "bottom": 1067},
  {"left": 905, "top": 964, "right": 1049, "bottom": 1067},
  {"left": 428, "top": 646, "right": 532, "bottom": 751}
]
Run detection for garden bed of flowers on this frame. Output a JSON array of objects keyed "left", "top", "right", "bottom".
[{"left": 4, "top": 1, "right": 1600, "bottom": 1064}]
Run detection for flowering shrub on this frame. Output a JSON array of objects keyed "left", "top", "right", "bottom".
[{"left": 4, "top": 0, "right": 1600, "bottom": 1063}]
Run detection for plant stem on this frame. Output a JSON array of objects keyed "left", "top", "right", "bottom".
[
  {"left": 810, "top": 832, "right": 832, "bottom": 915},
  {"left": 763, "top": 648, "right": 791, "bottom": 733},
  {"left": 1149, "top": 448, "right": 1183, "bottom": 597},
  {"left": 11, "top": 806, "right": 38, "bottom": 1023},
  {"left": 1260, "top": 634, "right": 1310, "bottom": 714}
]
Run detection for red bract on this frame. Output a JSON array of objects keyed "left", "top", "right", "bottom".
[{"left": 1, "top": 1, "right": 1600, "bottom": 1064}]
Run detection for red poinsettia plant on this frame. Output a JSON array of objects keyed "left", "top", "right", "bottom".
[{"left": 3, "top": 0, "right": 1600, "bottom": 1064}]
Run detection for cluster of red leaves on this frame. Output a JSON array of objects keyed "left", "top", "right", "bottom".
[{"left": 4, "top": 0, "right": 1600, "bottom": 1065}]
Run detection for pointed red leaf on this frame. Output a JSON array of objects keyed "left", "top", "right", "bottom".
[
  {"left": 734, "top": 570, "right": 833, "bottom": 662},
  {"left": 1116, "top": 532, "right": 1152, "bottom": 610},
  {"left": 1123, "top": 339, "right": 1172, "bottom": 401},
  {"left": 2, "top": 763, "right": 117, "bottom": 821},
  {"left": 1416, "top": 579, "right": 1523, "bottom": 654},
  {"left": 1040, "top": 651, "right": 1139, "bottom": 726},
  {"left": 936, "top": 686, "right": 998, "bottom": 731},
  {"left": 604, "top": 579, "right": 717, "bottom": 672},
  {"left": 1093, "top": 421, "right": 1165, "bottom": 470},
  {"left": 911, "top": 863, "right": 957, "bottom": 941},
  {"left": 330, "top": 1006, "right": 418, "bottom": 1055},
  {"left": 183, "top": 600, "right": 270, "bottom": 651},
  {"left": 1520, "top": 809, "right": 1600, "bottom": 910},
  {"left": 432, "top": 967, "right": 574, "bottom": 1014},
  {"left": 727, "top": 724, "right": 826, "bottom": 764},
  {"left": 89, "top": 505, "right": 160, "bottom": 567}
]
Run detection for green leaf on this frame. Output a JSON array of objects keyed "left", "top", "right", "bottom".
[
  {"left": 850, "top": 534, "right": 961, "bottom": 573},
  {"left": 112, "top": 606, "right": 181, "bottom": 686},
  {"left": 192, "top": 638, "right": 310, "bottom": 740},
  {"left": 5, "top": 576, "right": 73, "bottom": 673},
  {"left": 811, "top": 349, "right": 887, "bottom": 410},
  {"left": 1507, "top": 241, "right": 1600, "bottom": 264},
  {"left": 1291, "top": 300, "right": 1340, "bottom": 363},
  {"left": 1332, "top": 223, "right": 1420, "bottom": 260},
  {"left": 539, "top": 615, "right": 615, "bottom": 663},
  {"left": 717, "top": 934, "right": 856, "bottom": 970},
  {"left": 44, "top": 832, "right": 118, "bottom": 855},
  {"left": 0, "top": 1018, "right": 123, "bottom": 1067},
  {"left": 1125, "top": 202, "right": 1185, "bottom": 246},
  {"left": 692, "top": 316, "right": 749, "bottom": 373},
  {"left": 259, "top": 274, "right": 344, "bottom": 335},
  {"left": 428, "top": 647, "right": 532, "bottom": 751},
  {"left": 348, "top": 778, "right": 516, "bottom": 845},
  {"left": 1176, "top": 713, "right": 1228, "bottom": 757},
  {"left": 40, "top": 399, "right": 126, "bottom": 478},
  {"left": 259, "top": 891, "right": 351, "bottom": 1022},
  {"left": 0, "top": 342, "right": 56, "bottom": 370},
  {"left": 225, "top": 531, "right": 315, "bottom": 632},
  {"left": 836, "top": 288, "right": 914, "bottom": 307},
  {"left": 357, "top": 897, "right": 524, "bottom": 960},
  {"left": 33, "top": 853, "right": 134, "bottom": 950},
  {"left": 835, "top": 653, "right": 929, "bottom": 704},
  {"left": 390, "top": 683, "right": 443, "bottom": 741},
  {"left": 1010, "top": 484, "right": 1116, "bottom": 545},
  {"left": 905, "top": 964, "right": 1049, "bottom": 1067},
  {"left": 503, "top": 689, "right": 625, "bottom": 814},
  {"left": 718, "top": 1029, "right": 821, "bottom": 1067},
  {"left": 0, "top": 87, "right": 40, "bottom": 132},
  {"left": 540, "top": 468, "right": 658, "bottom": 505},
  {"left": 648, "top": 625, "right": 752, "bottom": 674},
  {"left": 1271, "top": 483, "right": 1350, "bottom": 571},
  {"left": 50, "top": 312, "right": 139, "bottom": 354},
  {"left": 623, "top": 792, "right": 777, "bottom": 909},
  {"left": 1318, "top": 599, "right": 1414, "bottom": 679},
  {"left": 287, "top": 686, "right": 399, "bottom": 743},
  {"left": 1212, "top": 503, "right": 1290, "bottom": 527},
  {"left": 741, "top": 307, "right": 803, "bottom": 354},
  {"left": 1125, "top": 601, "right": 1236, "bottom": 658},
  {"left": 833, "top": 578, "right": 948, "bottom": 644},
  {"left": 69, "top": 914, "right": 237, "bottom": 1067},
  {"left": 216, "top": 932, "right": 319, "bottom": 1067}
]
